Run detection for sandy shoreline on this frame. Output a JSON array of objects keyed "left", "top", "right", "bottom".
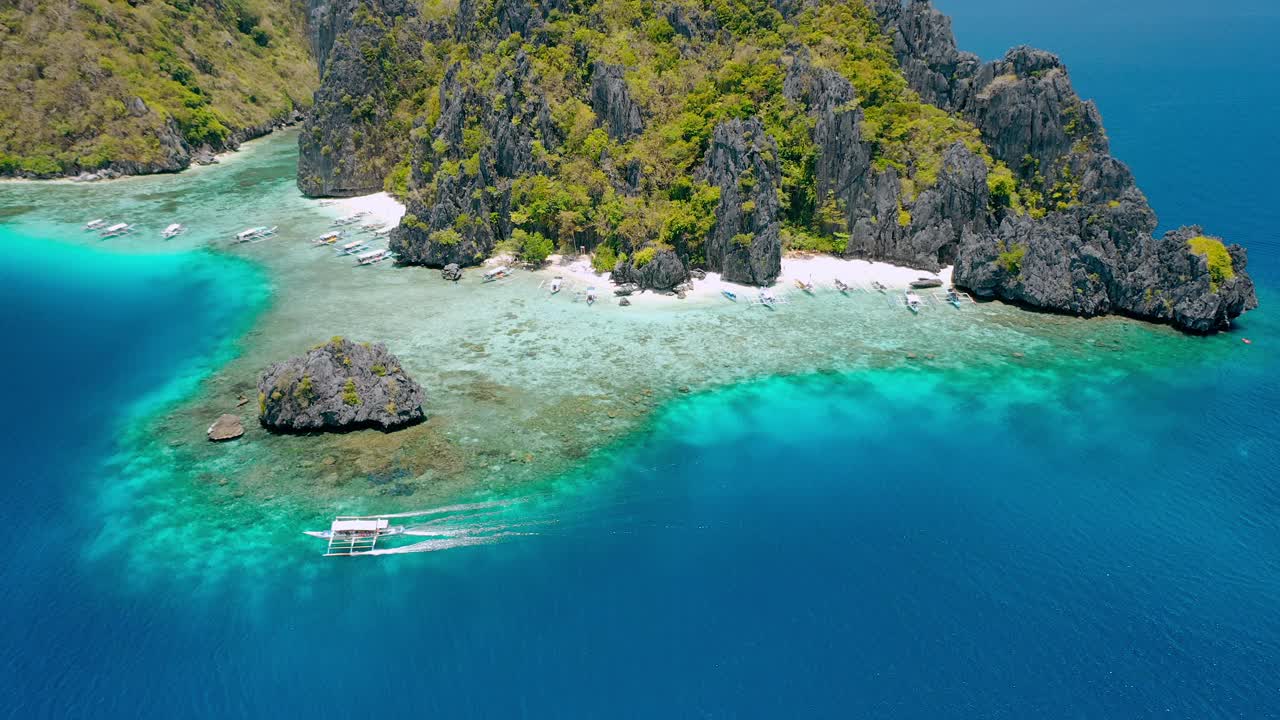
[{"left": 314, "top": 190, "right": 951, "bottom": 305}]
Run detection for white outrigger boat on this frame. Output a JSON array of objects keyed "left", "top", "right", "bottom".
[
  {"left": 161, "top": 223, "right": 186, "bottom": 239},
  {"left": 585, "top": 286, "right": 598, "bottom": 305},
  {"left": 794, "top": 278, "right": 815, "bottom": 294},
  {"left": 339, "top": 239, "right": 371, "bottom": 255},
  {"left": 834, "top": 278, "right": 851, "bottom": 294},
  {"left": 754, "top": 289, "right": 781, "bottom": 309},
  {"left": 372, "top": 226, "right": 394, "bottom": 237},
  {"left": 99, "top": 223, "right": 135, "bottom": 238},
  {"left": 84, "top": 219, "right": 108, "bottom": 231},
  {"left": 312, "top": 230, "right": 343, "bottom": 245},
  {"left": 332, "top": 211, "right": 370, "bottom": 227},
  {"left": 233, "top": 226, "right": 277, "bottom": 243},
  {"left": 483, "top": 265, "right": 511, "bottom": 282},
  {"left": 355, "top": 248, "right": 392, "bottom": 265},
  {"left": 305, "top": 516, "right": 406, "bottom": 556},
  {"left": 549, "top": 276, "right": 563, "bottom": 294},
  {"left": 904, "top": 289, "right": 924, "bottom": 314}
]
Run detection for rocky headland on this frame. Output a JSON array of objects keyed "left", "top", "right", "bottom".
[
  {"left": 258, "top": 338, "right": 425, "bottom": 432},
  {"left": 294, "top": 0, "right": 1256, "bottom": 333}
]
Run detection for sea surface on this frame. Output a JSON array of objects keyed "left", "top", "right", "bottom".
[{"left": 2, "top": 1, "right": 1278, "bottom": 716}]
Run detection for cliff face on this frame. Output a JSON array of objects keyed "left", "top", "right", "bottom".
[
  {"left": 872, "top": 0, "right": 1257, "bottom": 330},
  {"left": 0, "top": 1, "right": 316, "bottom": 179},
  {"left": 298, "top": 0, "right": 1256, "bottom": 331}
]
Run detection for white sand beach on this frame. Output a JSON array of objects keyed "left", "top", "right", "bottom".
[{"left": 539, "top": 252, "right": 952, "bottom": 306}]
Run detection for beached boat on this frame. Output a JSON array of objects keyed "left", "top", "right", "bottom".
[
  {"left": 84, "top": 219, "right": 107, "bottom": 231},
  {"left": 550, "top": 276, "right": 563, "bottom": 294},
  {"left": 585, "top": 287, "right": 598, "bottom": 306},
  {"left": 871, "top": 281, "right": 888, "bottom": 293},
  {"left": 483, "top": 266, "right": 510, "bottom": 282},
  {"left": 911, "top": 277, "right": 943, "bottom": 289},
  {"left": 332, "top": 214, "right": 364, "bottom": 227},
  {"left": 304, "top": 516, "right": 406, "bottom": 556},
  {"left": 373, "top": 226, "right": 394, "bottom": 237},
  {"left": 758, "top": 289, "right": 778, "bottom": 308},
  {"left": 945, "top": 288, "right": 962, "bottom": 308},
  {"left": 99, "top": 223, "right": 135, "bottom": 238},
  {"left": 904, "top": 290, "right": 923, "bottom": 314},
  {"left": 161, "top": 223, "right": 186, "bottom": 239},
  {"left": 360, "top": 222, "right": 387, "bottom": 233},
  {"left": 834, "top": 279, "right": 850, "bottom": 294},
  {"left": 795, "top": 278, "right": 815, "bottom": 294},
  {"left": 356, "top": 248, "right": 392, "bottom": 265},
  {"left": 312, "top": 231, "right": 343, "bottom": 245},
  {"left": 722, "top": 289, "right": 738, "bottom": 301},
  {"left": 233, "top": 226, "right": 277, "bottom": 243}
]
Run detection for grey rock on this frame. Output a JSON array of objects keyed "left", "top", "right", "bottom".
[
  {"left": 618, "top": 297, "right": 632, "bottom": 307},
  {"left": 441, "top": 263, "right": 463, "bottom": 281},
  {"left": 698, "top": 117, "right": 783, "bottom": 285},
  {"left": 258, "top": 338, "right": 425, "bottom": 432},
  {"left": 207, "top": 414, "right": 244, "bottom": 442},
  {"left": 612, "top": 250, "right": 689, "bottom": 291},
  {"left": 590, "top": 62, "right": 646, "bottom": 142}
]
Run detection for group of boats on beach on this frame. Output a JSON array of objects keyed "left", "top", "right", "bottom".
[{"left": 716, "top": 275, "right": 971, "bottom": 313}]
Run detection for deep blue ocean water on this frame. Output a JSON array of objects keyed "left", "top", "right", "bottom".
[{"left": 3, "top": 1, "right": 1279, "bottom": 717}]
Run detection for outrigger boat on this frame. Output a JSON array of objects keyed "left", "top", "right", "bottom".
[
  {"left": 360, "top": 222, "right": 387, "bottom": 233},
  {"left": 549, "top": 276, "right": 563, "bottom": 294},
  {"left": 834, "top": 279, "right": 851, "bottom": 294},
  {"left": 904, "top": 290, "right": 924, "bottom": 314},
  {"left": 721, "top": 289, "right": 738, "bottom": 301},
  {"left": 233, "top": 226, "right": 277, "bottom": 243},
  {"left": 332, "top": 213, "right": 366, "bottom": 227},
  {"left": 161, "top": 223, "right": 186, "bottom": 239},
  {"left": 794, "top": 278, "right": 815, "bottom": 294},
  {"left": 585, "top": 287, "right": 598, "bottom": 306},
  {"left": 305, "top": 516, "right": 406, "bottom": 556},
  {"left": 312, "top": 231, "right": 343, "bottom": 245},
  {"left": 372, "top": 226, "right": 394, "bottom": 237},
  {"left": 84, "top": 219, "right": 108, "bottom": 231},
  {"left": 871, "top": 280, "right": 888, "bottom": 293},
  {"left": 945, "top": 288, "right": 963, "bottom": 308},
  {"left": 99, "top": 223, "right": 135, "bottom": 238},
  {"left": 356, "top": 248, "right": 392, "bottom": 265},
  {"left": 483, "top": 266, "right": 511, "bottom": 282},
  {"left": 758, "top": 289, "right": 778, "bottom": 308},
  {"left": 339, "top": 239, "right": 371, "bottom": 255}
]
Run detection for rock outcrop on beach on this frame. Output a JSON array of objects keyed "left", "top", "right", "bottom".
[
  {"left": 258, "top": 338, "right": 425, "bottom": 432},
  {"left": 290, "top": 0, "right": 1256, "bottom": 330}
]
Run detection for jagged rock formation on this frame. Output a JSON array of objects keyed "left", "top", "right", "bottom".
[
  {"left": 612, "top": 249, "right": 689, "bottom": 291},
  {"left": 590, "top": 63, "right": 646, "bottom": 142},
  {"left": 699, "top": 118, "right": 783, "bottom": 285},
  {"left": 258, "top": 338, "right": 425, "bottom": 432},
  {"left": 871, "top": 0, "right": 1257, "bottom": 330},
  {"left": 297, "top": 0, "right": 1256, "bottom": 332}
]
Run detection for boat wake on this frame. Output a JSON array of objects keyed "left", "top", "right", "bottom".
[{"left": 330, "top": 497, "right": 555, "bottom": 556}]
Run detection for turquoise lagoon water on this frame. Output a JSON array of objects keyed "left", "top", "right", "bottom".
[{"left": 3, "top": 1, "right": 1280, "bottom": 716}]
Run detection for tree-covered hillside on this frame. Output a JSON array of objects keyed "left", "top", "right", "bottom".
[{"left": 0, "top": 0, "right": 316, "bottom": 177}]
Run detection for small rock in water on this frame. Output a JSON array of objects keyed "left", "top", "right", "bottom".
[
  {"left": 207, "top": 414, "right": 244, "bottom": 442},
  {"left": 619, "top": 297, "right": 632, "bottom": 307},
  {"left": 1012, "top": 352, "right": 1026, "bottom": 359},
  {"left": 678, "top": 386, "right": 690, "bottom": 393},
  {"left": 906, "top": 352, "right": 918, "bottom": 360},
  {"left": 442, "top": 263, "right": 463, "bottom": 282},
  {"left": 322, "top": 456, "right": 337, "bottom": 466},
  {"left": 236, "top": 395, "right": 249, "bottom": 407}
]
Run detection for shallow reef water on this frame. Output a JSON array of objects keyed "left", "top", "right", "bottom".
[{"left": 3, "top": 2, "right": 1280, "bottom": 709}]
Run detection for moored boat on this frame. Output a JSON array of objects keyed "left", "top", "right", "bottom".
[
  {"left": 312, "top": 231, "right": 343, "bottom": 245},
  {"left": 834, "top": 279, "right": 850, "bottom": 294},
  {"left": 904, "top": 290, "right": 923, "bottom": 313},
  {"left": 871, "top": 280, "right": 888, "bottom": 293},
  {"left": 339, "top": 239, "right": 370, "bottom": 255},
  {"left": 233, "top": 226, "right": 277, "bottom": 243},
  {"left": 585, "top": 286, "right": 598, "bottom": 305},
  {"left": 356, "top": 248, "right": 392, "bottom": 265},
  {"left": 483, "top": 266, "right": 511, "bottom": 282},
  {"left": 795, "top": 278, "right": 815, "bottom": 294},
  {"left": 161, "top": 223, "right": 185, "bottom": 239},
  {"left": 721, "top": 289, "right": 737, "bottom": 301},
  {"left": 84, "top": 219, "right": 107, "bottom": 231},
  {"left": 99, "top": 223, "right": 135, "bottom": 238},
  {"left": 550, "top": 276, "right": 563, "bottom": 294}
]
